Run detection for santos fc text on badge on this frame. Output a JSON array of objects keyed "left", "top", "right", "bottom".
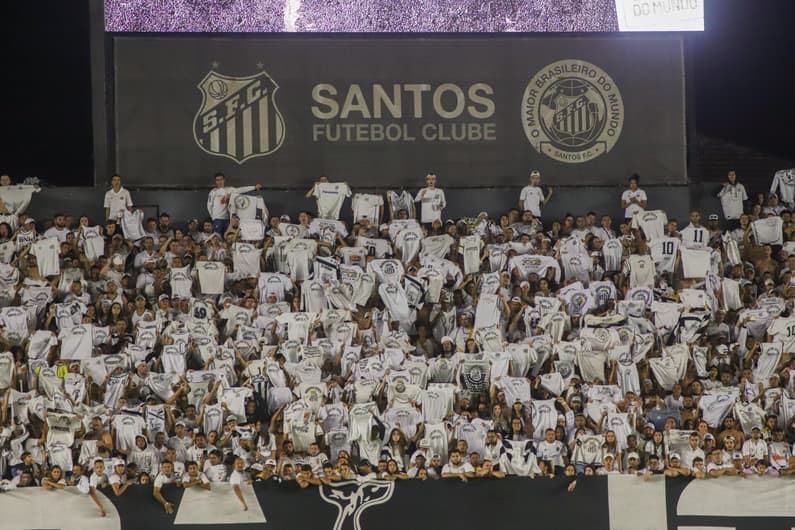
[{"left": 311, "top": 83, "right": 497, "bottom": 143}]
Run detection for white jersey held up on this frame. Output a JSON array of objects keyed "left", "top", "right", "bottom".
[{"left": 415, "top": 188, "right": 446, "bottom": 224}]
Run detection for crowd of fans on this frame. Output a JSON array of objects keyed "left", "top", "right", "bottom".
[{"left": 1, "top": 167, "right": 795, "bottom": 514}]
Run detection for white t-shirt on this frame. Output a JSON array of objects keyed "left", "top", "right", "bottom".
[
  {"left": 31, "top": 237, "right": 60, "bottom": 277},
  {"left": 104, "top": 187, "right": 133, "bottom": 220},
  {"left": 195, "top": 261, "right": 225, "bottom": 295},
  {"left": 207, "top": 186, "right": 256, "bottom": 220},
  {"left": 648, "top": 236, "right": 680, "bottom": 274},
  {"left": 519, "top": 186, "right": 545, "bottom": 217},
  {"left": 623, "top": 255, "right": 655, "bottom": 289},
  {"left": 352, "top": 193, "right": 384, "bottom": 222},
  {"left": 58, "top": 324, "right": 94, "bottom": 360},
  {"left": 229, "top": 470, "right": 250, "bottom": 486},
  {"left": 602, "top": 239, "right": 623, "bottom": 272},
  {"left": 182, "top": 472, "right": 210, "bottom": 485},
  {"left": 415, "top": 188, "right": 446, "bottom": 223},
  {"left": 680, "top": 224, "right": 709, "bottom": 249},
  {"left": 632, "top": 210, "right": 667, "bottom": 240},
  {"left": 767, "top": 317, "right": 795, "bottom": 353},
  {"left": 717, "top": 183, "right": 748, "bottom": 220},
  {"left": 233, "top": 242, "right": 262, "bottom": 277},
  {"left": 441, "top": 462, "right": 474, "bottom": 475},
  {"left": 121, "top": 210, "right": 146, "bottom": 242},
  {"left": 621, "top": 189, "right": 647, "bottom": 218},
  {"left": 679, "top": 248, "right": 711, "bottom": 279},
  {"left": 154, "top": 471, "right": 177, "bottom": 488},
  {"left": 312, "top": 182, "right": 352, "bottom": 220},
  {"left": 752, "top": 217, "right": 783, "bottom": 246}
]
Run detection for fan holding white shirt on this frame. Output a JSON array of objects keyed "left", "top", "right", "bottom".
[{"left": 415, "top": 173, "right": 446, "bottom": 226}]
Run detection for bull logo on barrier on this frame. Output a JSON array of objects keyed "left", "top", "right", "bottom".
[
  {"left": 522, "top": 60, "right": 623, "bottom": 164},
  {"left": 319, "top": 480, "right": 395, "bottom": 530},
  {"left": 193, "top": 69, "right": 285, "bottom": 164}
]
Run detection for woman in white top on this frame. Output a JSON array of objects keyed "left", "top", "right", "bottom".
[
  {"left": 621, "top": 174, "right": 647, "bottom": 220},
  {"left": 41, "top": 465, "right": 67, "bottom": 490}
]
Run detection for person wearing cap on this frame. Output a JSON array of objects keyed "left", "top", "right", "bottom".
[
  {"left": 741, "top": 425, "right": 768, "bottom": 467},
  {"left": 355, "top": 459, "right": 378, "bottom": 482},
  {"left": 662, "top": 453, "right": 689, "bottom": 477},
  {"left": 519, "top": 169, "right": 553, "bottom": 220},
  {"left": 596, "top": 453, "right": 620, "bottom": 475},
  {"left": 623, "top": 452, "right": 642, "bottom": 475},
  {"left": 168, "top": 418, "right": 192, "bottom": 465},
  {"left": 701, "top": 433, "right": 716, "bottom": 456},
  {"left": 256, "top": 459, "right": 280, "bottom": 482},
  {"left": 450, "top": 311, "right": 475, "bottom": 352},
  {"left": 109, "top": 458, "right": 132, "bottom": 496}
]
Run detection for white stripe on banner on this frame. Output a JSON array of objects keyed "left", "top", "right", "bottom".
[
  {"left": 0, "top": 487, "right": 121, "bottom": 530},
  {"left": 677, "top": 527, "right": 735, "bottom": 530},
  {"left": 676, "top": 476, "right": 795, "bottom": 517},
  {"left": 608, "top": 474, "right": 666, "bottom": 530},
  {"left": 174, "top": 483, "right": 266, "bottom": 525}
]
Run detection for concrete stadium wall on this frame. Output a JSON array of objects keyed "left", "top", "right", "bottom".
[{"left": 28, "top": 185, "right": 696, "bottom": 227}]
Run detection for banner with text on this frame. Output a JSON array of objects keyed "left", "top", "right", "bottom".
[
  {"left": 4, "top": 477, "right": 795, "bottom": 530},
  {"left": 113, "top": 36, "right": 686, "bottom": 188}
]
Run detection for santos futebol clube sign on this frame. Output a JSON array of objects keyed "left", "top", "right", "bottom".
[{"left": 192, "top": 60, "right": 623, "bottom": 165}]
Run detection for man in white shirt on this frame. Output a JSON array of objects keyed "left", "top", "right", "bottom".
[
  {"left": 441, "top": 449, "right": 475, "bottom": 479},
  {"left": 306, "top": 175, "right": 352, "bottom": 220},
  {"left": 518, "top": 170, "right": 553, "bottom": 219},
  {"left": 741, "top": 426, "right": 768, "bottom": 467},
  {"left": 621, "top": 174, "right": 647, "bottom": 219},
  {"left": 103, "top": 174, "right": 133, "bottom": 222},
  {"left": 415, "top": 173, "right": 446, "bottom": 226},
  {"left": 43, "top": 213, "right": 70, "bottom": 243},
  {"left": 207, "top": 172, "right": 262, "bottom": 235},
  {"left": 680, "top": 210, "right": 710, "bottom": 249},
  {"left": 153, "top": 460, "right": 179, "bottom": 513}
]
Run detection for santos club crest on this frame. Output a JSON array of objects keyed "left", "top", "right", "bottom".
[
  {"left": 193, "top": 69, "right": 285, "bottom": 164},
  {"left": 521, "top": 60, "right": 623, "bottom": 164}
]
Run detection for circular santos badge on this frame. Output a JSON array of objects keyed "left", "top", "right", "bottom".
[{"left": 522, "top": 60, "right": 624, "bottom": 164}]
